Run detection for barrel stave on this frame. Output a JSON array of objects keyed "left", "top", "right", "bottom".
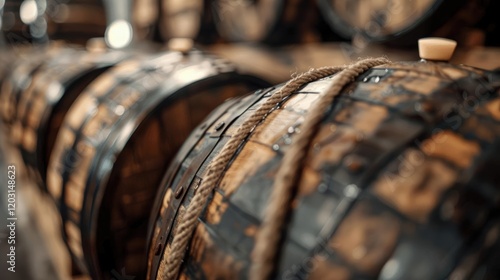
[
  {"left": 13, "top": 48, "right": 130, "bottom": 186},
  {"left": 148, "top": 61, "right": 500, "bottom": 279},
  {"left": 212, "top": 0, "right": 323, "bottom": 44},
  {"left": 44, "top": 50, "right": 268, "bottom": 279}
]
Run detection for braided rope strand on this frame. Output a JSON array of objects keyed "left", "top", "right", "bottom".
[{"left": 249, "top": 58, "right": 390, "bottom": 280}]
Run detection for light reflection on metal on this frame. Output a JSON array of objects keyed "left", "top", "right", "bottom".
[
  {"left": 20, "top": 0, "right": 38, "bottom": 24},
  {"left": 105, "top": 19, "right": 133, "bottom": 49}
]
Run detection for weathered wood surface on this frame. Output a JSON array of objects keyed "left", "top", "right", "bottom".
[
  {"left": 317, "top": 0, "right": 460, "bottom": 44},
  {"left": 1, "top": 0, "right": 106, "bottom": 45},
  {"left": 45, "top": 50, "right": 268, "bottom": 279},
  {"left": 10, "top": 47, "right": 130, "bottom": 187},
  {"left": 1, "top": 43, "right": 500, "bottom": 280},
  {"left": 148, "top": 60, "right": 500, "bottom": 279}
]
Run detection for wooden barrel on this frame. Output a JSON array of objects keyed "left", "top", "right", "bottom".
[
  {"left": 2, "top": 0, "right": 111, "bottom": 46},
  {"left": 317, "top": 0, "right": 480, "bottom": 46},
  {"left": 0, "top": 42, "right": 66, "bottom": 131},
  {"left": 0, "top": 47, "right": 21, "bottom": 94},
  {"left": 46, "top": 50, "right": 269, "bottom": 279},
  {"left": 146, "top": 60, "right": 500, "bottom": 279},
  {"left": 159, "top": 0, "right": 219, "bottom": 44},
  {"left": 132, "top": 0, "right": 160, "bottom": 41},
  {"left": 1, "top": 0, "right": 49, "bottom": 45},
  {"left": 211, "top": 0, "right": 322, "bottom": 44},
  {"left": 11, "top": 47, "right": 131, "bottom": 186},
  {"left": 0, "top": 1, "right": 5, "bottom": 47}
]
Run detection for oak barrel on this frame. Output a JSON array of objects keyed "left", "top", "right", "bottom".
[
  {"left": 147, "top": 60, "right": 500, "bottom": 279},
  {"left": 10, "top": 46, "right": 130, "bottom": 187},
  {"left": 159, "top": 0, "right": 219, "bottom": 44},
  {"left": 318, "top": 0, "right": 466, "bottom": 46},
  {"left": 211, "top": 0, "right": 322, "bottom": 44},
  {"left": 46, "top": 50, "right": 269, "bottom": 279}
]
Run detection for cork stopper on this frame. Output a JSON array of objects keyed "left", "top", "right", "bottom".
[
  {"left": 86, "top": 37, "right": 107, "bottom": 53},
  {"left": 167, "top": 38, "right": 194, "bottom": 54},
  {"left": 418, "top": 38, "right": 457, "bottom": 61}
]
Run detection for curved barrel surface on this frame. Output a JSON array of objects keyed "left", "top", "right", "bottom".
[
  {"left": 148, "top": 60, "right": 500, "bottom": 279},
  {"left": 46, "top": 49, "right": 268, "bottom": 279}
]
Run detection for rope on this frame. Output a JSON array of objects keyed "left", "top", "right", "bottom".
[
  {"left": 249, "top": 57, "right": 390, "bottom": 280},
  {"left": 158, "top": 57, "right": 390, "bottom": 280}
]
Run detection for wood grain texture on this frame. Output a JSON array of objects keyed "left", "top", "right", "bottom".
[
  {"left": 11, "top": 47, "right": 128, "bottom": 188},
  {"left": 45, "top": 50, "right": 267, "bottom": 279},
  {"left": 149, "top": 60, "right": 500, "bottom": 279}
]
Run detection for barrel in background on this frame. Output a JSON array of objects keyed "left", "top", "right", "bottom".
[
  {"left": 8, "top": 46, "right": 131, "bottom": 188},
  {"left": 46, "top": 49, "right": 269, "bottom": 279},
  {"left": 46, "top": 0, "right": 107, "bottom": 45},
  {"left": 316, "top": 0, "right": 497, "bottom": 47},
  {"left": 0, "top": 42, "right": 69, "bottom": 131},
  {"left": 211, "top": 0, "right": 330, "bottom": 45},
  {"left": 147, "top": 60, "right": 500, "bottom": 279}
]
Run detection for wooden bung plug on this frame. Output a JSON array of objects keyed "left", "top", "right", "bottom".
[
  {"left": 418, "top": 37, "right": 457, "bottom": 61},
  {"left": 167, "top": 38, "right": 194, "bottom": 54}
]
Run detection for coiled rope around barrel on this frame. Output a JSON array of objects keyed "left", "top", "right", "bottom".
[{"left": 158, "top": 57, "right": 390, "bottom": 280}]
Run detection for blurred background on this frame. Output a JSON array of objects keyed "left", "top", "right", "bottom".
[
  {"left": 0, "top": 0, "right": 499, "bottom": 79},
  {"left": 0, "top": 0, "right": 499, "bottom": 279}
]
